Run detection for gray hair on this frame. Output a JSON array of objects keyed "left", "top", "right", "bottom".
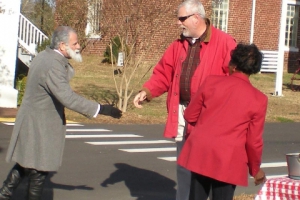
[
  {"left": 178, "top": 0, "right": 206, "bottom": 19},
  {"left": 50, "top": 26, "right": 77, "bottom": 49}
]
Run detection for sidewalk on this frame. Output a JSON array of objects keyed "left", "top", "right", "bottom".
[{"left": 0, "top": 107, "right": 18, "bottom": 121}]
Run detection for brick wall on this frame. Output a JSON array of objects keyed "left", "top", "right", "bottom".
[
  {"left": 227, "top": 0, "right": 252, "bottom": 44},
  {"left": 55, "top": 0, "right": 300, "bottom": 72},
  {"left": 84, "top": 0, "right": 182, "bottom": 63},
  {"left": 253, "top": 0, "right": 281, "bottom": 50},
  {"left": 55, "top": 0, "right": 88, "bottom": 50}
]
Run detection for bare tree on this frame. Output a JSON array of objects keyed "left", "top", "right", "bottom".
[
  {"left": 21, "top": 0, "right": 55, "bottom": 36},
  {"left": 55, "top": 0, "right": 101, "bottom": 51},
  {"left": 102, "top": 0, "right": 179, "bottom": 112}
]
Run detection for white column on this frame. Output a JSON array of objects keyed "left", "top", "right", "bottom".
[
  {"left": 0, "top": 0, "right": 20, "bottom": 107},
  {"left": 250, "top": 0, "right": 256, "bottom": 44},
  {"left": 275, "top": 0, "right": 287, "bottom": 96}
]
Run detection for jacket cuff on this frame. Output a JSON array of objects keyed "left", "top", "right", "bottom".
[
  {"left": 249, "top": 165, "right": 260, "bottom": 177},
  {"left": 140, "top": 87, "right": 152, "bottom": 101}
]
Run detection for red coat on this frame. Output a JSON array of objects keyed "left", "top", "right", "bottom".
[
  {"left": 177, "top": 73, "right": 268, "bottom": 186},
  {"left": 143, "top": 25, "right": 237, "bottom": 138}
]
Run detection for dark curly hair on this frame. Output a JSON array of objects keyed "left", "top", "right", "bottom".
[{"left": 229, "top": 43, "right": 263, "bottom": 75}]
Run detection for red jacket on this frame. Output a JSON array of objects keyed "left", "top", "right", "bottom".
[
  {"left": 143, "top": 25, "right": 237, "bottom": 138},
  {"left": 177, "top": 73, "right": 268, "bottom": 186}
]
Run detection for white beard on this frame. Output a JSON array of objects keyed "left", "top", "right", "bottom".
[
  {"left": 66, "top": 47, "right": 82, "bottom": 62},
  {"left": 181, "top": 26, "right": 191, "bottom": 38}
]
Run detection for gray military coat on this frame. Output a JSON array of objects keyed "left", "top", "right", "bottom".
[{"left": 6, "top": 47, "right": 98, "bottom": 171}]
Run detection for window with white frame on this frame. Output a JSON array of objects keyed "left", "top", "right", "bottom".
[
  {"left": 85, "top": 0, "right": 102, "bottom": 38},
  {"left": 211, "top": 0, "right": 229, "bottom": 32},
  {"left": 285, "top": 4, "right": 299, "bottom": 47}
]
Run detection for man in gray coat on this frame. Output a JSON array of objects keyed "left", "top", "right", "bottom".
[{"left": 0, "top": 26, "right": 122, "bottom": 200}]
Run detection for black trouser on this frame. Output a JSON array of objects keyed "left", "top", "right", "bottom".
[
  {"left": 0, "top": 163, "right": 49, "bottom": 200},
  {"left": 189, "top": 172, "right": 236, "bottom": 200}
]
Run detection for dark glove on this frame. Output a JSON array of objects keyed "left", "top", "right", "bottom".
[{"left": 99, "top": 104, "right": 122, "bottom": 119}]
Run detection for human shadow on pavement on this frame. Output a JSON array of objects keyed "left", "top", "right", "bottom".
[
  {"left": 12, "top": 172, "right": 93, "bottom": 200},
  {"left": 101, "top": 163, "right": 176, "bottom": 200}
]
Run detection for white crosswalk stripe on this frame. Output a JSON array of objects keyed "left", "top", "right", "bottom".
[
  {"left": 156, "top": 159, "right": 288, "bottom": 167},
  {"left": 159, "top": 157, "right": 289, "bottom": 179},
  {"left": 66, "top": 134, "right": 142, "bottom": 138},
  {"left": 266, "top": 174, "right": 288, "bottom": 179},
  {"left": 3, "top": 122, "right": 84, "bottom": 126},
  {"left": 86, "top": 140, "right": 175, "bottom": 145},
  {"left": 158, "top": 157, "right": 176, "bottom": 162},
  {"left": 2, "top": 122, "right": 288, "bottom": 179},
  {"left": 261, "top": 162, "right": 287, "bottom": 168},
  {"left": 67, "top": 128, "right": 111, "bottom": 132},
  {"left": 250, "top": 174, "right": 288, "bottom": 179},
  {"left": 119, "top": 147, "right": 176, "bottom": 152}
]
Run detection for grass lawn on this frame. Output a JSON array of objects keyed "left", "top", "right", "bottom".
[{"left": 67, "top": 54, "right": 300, "bottom": 125}]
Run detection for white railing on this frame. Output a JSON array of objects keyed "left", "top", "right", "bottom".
[
  {"left": 260, "top": 50, "right": 279, "bottom": 73},
  {"left": 18, "top": 13, "right": 49, "bottom": 55}
]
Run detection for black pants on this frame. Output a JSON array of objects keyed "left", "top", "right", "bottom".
[
  {"left": 189, "top": 172, "right": 236, "bottom": 200},
  {"left": 0, "top": 163, "right": 49, "bottom": 200}
]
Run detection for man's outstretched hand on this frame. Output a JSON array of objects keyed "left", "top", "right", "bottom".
[{"left": 99, "top": 105, "right": 122, "bottom": 119}]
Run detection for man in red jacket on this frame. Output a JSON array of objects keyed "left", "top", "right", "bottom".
[{"left": 133, "top": 0, "right": 236, "bottom": 199}]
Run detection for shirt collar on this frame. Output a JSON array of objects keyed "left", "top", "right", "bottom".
[
  {"left": 54, "top": 49, "right": 64, "bottom": 57},
  {"left": 46, "top": 47, "right": 69, "bottom": 66}
]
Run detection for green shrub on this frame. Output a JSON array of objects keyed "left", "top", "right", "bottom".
[
  {"left": 16, "top": 75, "right": 27, "bottom": 106},
  {"left": 37, "top": 39, "right": 51, "bottom": 53},
  {"left": 103, "top": 36, "right": 122, "bottom": 64}
]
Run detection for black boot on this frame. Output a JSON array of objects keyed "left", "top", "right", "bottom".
[
  {"left": 0, "top": 163, "right": 25, "bottom": 200},
  {"left": 26, "top": 169, "right": 48, "bottom": 200}
]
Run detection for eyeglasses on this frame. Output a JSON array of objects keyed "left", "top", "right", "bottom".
[{"left": 178, "top": 14, "right": 195, "bottom": 22}]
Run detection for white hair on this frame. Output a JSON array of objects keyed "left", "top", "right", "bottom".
[
  {"left": 178, "top": 0, "right": 206, "bottom": 18},
  {"left": 50, "top": 26, "right": 77, "bottom": 50}
]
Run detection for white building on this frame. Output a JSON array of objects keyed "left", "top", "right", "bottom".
[{"left": 0, "top": 0, "right": 20, "bottom": 108}]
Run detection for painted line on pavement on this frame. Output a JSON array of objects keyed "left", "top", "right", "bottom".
[
  {"left": 158, "top": 156, "right": 176, "bottom": 161},
  {"left": 155, "top": 159, "right": 289, "bottom": 167},
  {"left": 250, "top": 174, "right": 288, "bottom": 179},
  {"left": 86, "top": 140, "right": 175, "bottom": 145},
  {"left": 67, "top": 128, "right": 111, "bottom": 132},
  {"left": 66, "top": 134, "right": 142, "bottom": 139},
  {"left": 3, "top": 122, "right": 83, "bottom": 126},
  {"left": 261, "top": 162, "right": 287, "bottom": 168},
  {"left": 0, "top": 118, "right": 15, "bottom": 122},
  {"left": 2, "top": 122, "right": 16, "bottom": 126},
  {"left": 265, "top": 175, "right": 288, "bottom": 179},
  {"left": 119, "top": 147, "right": 176, "bottom": 152}
]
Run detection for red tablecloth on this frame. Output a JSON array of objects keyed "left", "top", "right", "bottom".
[{"left": 255, "top": 176, "right": 300, "bottom": 200}]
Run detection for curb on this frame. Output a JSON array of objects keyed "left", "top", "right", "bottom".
[
  {"left": 0, "top": 118, "right": 78, "bottom": 124},
  {"left": 0, "top": 118, "right": 15, "bottom": 122}
]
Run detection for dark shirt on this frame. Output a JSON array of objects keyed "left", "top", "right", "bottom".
[{"left": 180, "top": 29, "right": 208, "bottom": 102}]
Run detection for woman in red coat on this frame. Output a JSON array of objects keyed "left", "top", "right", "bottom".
[{"left": 178, "top": 43, "right": 267, "bottom": 200}]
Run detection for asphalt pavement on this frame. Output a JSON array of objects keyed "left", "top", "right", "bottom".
[{"left": 0, "top": 107, "right": 299, "bottom": 199}]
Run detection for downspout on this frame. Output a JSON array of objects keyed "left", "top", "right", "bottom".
[{"left": 250, "top": 0, "right": 256, "bottom": 43}]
